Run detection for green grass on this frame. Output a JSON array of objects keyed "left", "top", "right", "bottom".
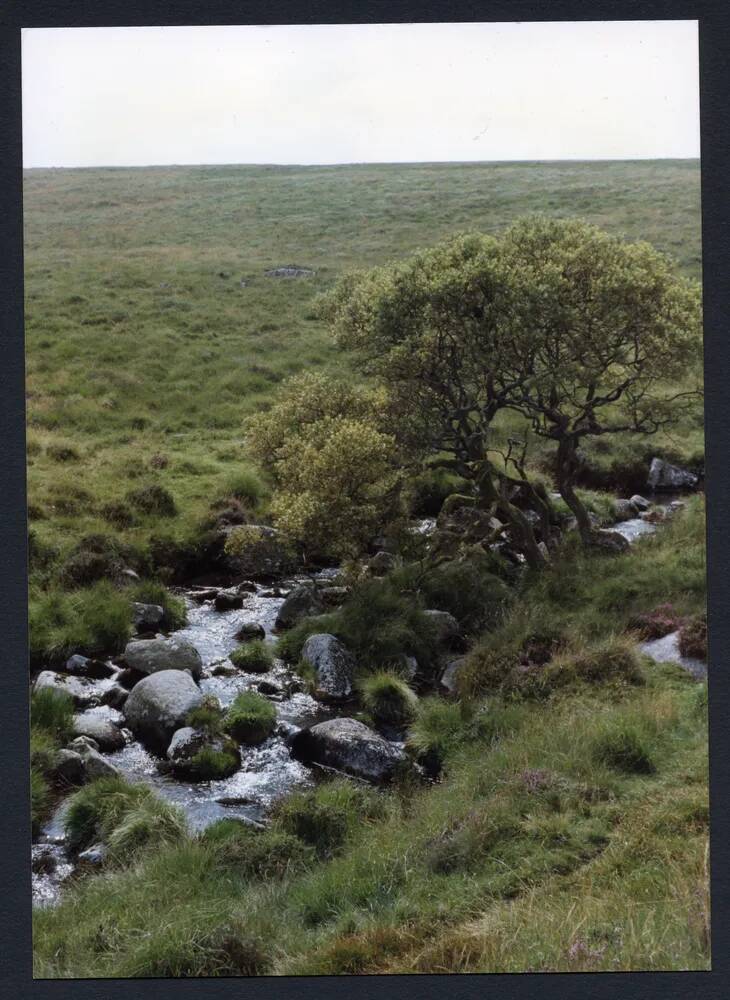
[
  {"left": 223, "top": 690, "right": 277, "bottom": 745},
  {"left": 229, "top": 640, "right": 274, "bottom": 673},
  {"left": 359, "top": 672, "right": 419, "bottom": 728},
  {"left": 24, "top": 161, "right": 701, "bottom": 597}
]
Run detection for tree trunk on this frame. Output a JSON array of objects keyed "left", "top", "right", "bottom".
[
  {"left": 556, "top": 437, "right": 593, "bottom": 543},
  {"left": 475, "top": 461, "right": 547, "bottom": 570}
]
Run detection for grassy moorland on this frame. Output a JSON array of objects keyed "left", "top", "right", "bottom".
[
  {"left": 32, "top": 501, "right": 709, "bottom": 975},
  {"left": 25, "top": 160, "right": 708, "bottom": 975}
]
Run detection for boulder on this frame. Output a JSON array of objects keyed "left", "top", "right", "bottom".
[
  {"left": 275, "top": 583, "right": 324, "bottom": 630},
  {"left": 214, "top": 590, "right": 244, "bottom": 612},
  {"left": 257, "top": 679, "right": 284, "bottom": 697},
  {"left": 52, "top": 749, "right": 86, "bottom": 785},
  {"left": 133, "top": 602, "right": 165, "bottom": 633},
  {"left": 81, "top": 747, "right": 120, "bottom": 781},
  {"left": 219, "top": 524, "right": 295, "bottom": 579},
  {"left": 440, "top": 657, "right": 467, "bottom": 694},
  {"left": 100, "top": 682, "right": 129, "bottom": 710},
  {"left": 235, "top": 621, "right": 266, "bottom": 642},
  {"left": 123, "top": 669, "right": 203, "bottom": 751},
  {"left": 588, "top": 529, "right": 631, "bottom": 554},
  {"left": 368, "top": 551, "right": 397, "bottom": 575},
  {"left": 320, "top": 586, "right": 350, "bottom": 608},
  {"left": 647, "top": 457, "right": 698, "bottom": 492},
  {"left": 630, "top": 494, "right": 651, "bottom": 512},
  {"left": 122, "top": 636, "right": 203, "bottom": 680},
  {"left": 68, "top": 735, "right": 100, "bottom": 753},
  {"left": 189, "top": 587, "right": 220, "bottom": 604},
  {"left": 63, "top": 654, "right": 115, "bottom": 680},
  {"left": 33, "top": 670, "right": 99, "bottom": 709},
  {"left": 78, "top": 843, "right": 107, "bottom": 866},
  {"left": 73, "top": 711, "right": 126, "bottom": 752},
  {"left": 165, "top": 726, "right": 240, "bottom": 779},
  {"left": 613, "top": 499, "right": 639, "bottom": 522},
  {"left": 290, "top": 717, "right": 408, "bottom": 783},
  {"left": 300, "top": 633, "right": 355, "bottom": 702},
  {"left": 423, "top": 609, "right": 465, "bottom": 650}
]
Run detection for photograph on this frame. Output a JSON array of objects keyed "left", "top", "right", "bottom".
[{"left": 22, "top": 20, "right": 708, "bottom": 977}]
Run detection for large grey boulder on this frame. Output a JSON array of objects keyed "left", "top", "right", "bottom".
[
  {"left": 440, "top": 657, "right": 467, "bottom": 695},
  {"left": 122, "top": 636, "right": 203, "bottom": 680},
  {"left": 73, "top": 711, "right": 126, "bottom": 752},
  {"left": 423, "top": 610, "right": 465, "bottom": 649},
  {"left": 613, "top": 499, "right": 639, "bottom": 522},
  {"left": 275, "top": 583, "right": 324, "bottom": 631},
  {"left": 123, "top": 669, "right": 203, "bottom": 751},
  {"left": 235, "top": 621, "right": 266, "bottom": 642},
  {"left": 33, "top": 670, "right": 100, "bottom": 709},
  {"left": 132, "top": 603, "right": 165, "bottom": 633},
  {"left": 290, "top": 717, "right": 407, "bottom": 783},
  {"left": 63, "top": 654, "right": 115, "bottom": 680},
  {"left": 630, "top": 494, "right": 651, "bottom": 512},
  {"left": 647, "top": 457, "right": 698, "bottom": 492},
  {"left": 300, "top": 633, "right": 355, "bottom": 702},
  {"left": 165, "top": 726, "right": 240, "bottom": 779},
  {"left": 81, "top": 747, "right": 120, "bottom": 781},
  {"left": 588, "top": 529, "right": 631, "bottom": 554},
  {"left": 52, "top": 749, "right": 86, "bottom": 785}
]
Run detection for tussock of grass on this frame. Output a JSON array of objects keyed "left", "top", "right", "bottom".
[
  {"left": 273, "top": 780, "right": 385, "bottom": 859},
  {"left": 223, "top": 691, "right": 276, "bottom": 745},
  {"left": 359, "top": 672, "right": 418, "bottom": 728},
  {"left": 28, "top": 581, "right": 133, "bottom": 664},
  {"left": 30, "top": 688, "right": 75, "bottom": 742},
  {"left": 229, "top": 640, "right": 273, "bottom": 673}
]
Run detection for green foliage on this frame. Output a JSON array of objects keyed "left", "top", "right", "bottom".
[
  {"left": 219, "top": 467, "right": 267, "bottom": 508},
  {"left": 402, "top": 557, "right": 512, "bottom": 633},
  {"left": 186, "top": 695, "right": 224, "bottom": 735},
  {"left": 31, "top": 768, "right": 51, "bottom": 837},
  {"left": 64, "top": 776, "right": 187, "bottom": 858},
  {"left": 30, "top": 687, "right": 75, "bottom": 741},
  {"left": 274, "top": 780, "right": 385, "bottom": 859},
  {"left": 203, "top": 820, "right": 314, "bottom": 879},
  {"left": 406, "top": 697, "right": 469, "bottom": 764},
  {"left": 229, "top": 640, "right": 274, "bottom": 673},
  {"left": 591, "top": 720, "right": 656, "bottom": 775},
  {"left": 247, "top": 372, "right": 404, "bottom": 559},
  {"left": 28, "top": 580, "right": 133, "bottom": 664},
  {"left": 184, "top": 742, "right": 240, "bottom": 781},
  {"left": 223, "top": 691, "right": 277, "bottom": 745},
  {"left": 407, "top": 468, "right": 472, "bottom": 517},
  {"left": 131, "top": 580, "right": 187, "bottom": 630},
  {"left": 275, "top": 614, "right": 338, "bottom": 664},
  {"left": 359, "top": 672, "right": 418, "bottom": 728}
]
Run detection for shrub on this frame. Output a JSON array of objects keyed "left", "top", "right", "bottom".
[
  {"left": 273, "top": 780, "right": 385, "bottom": 859},
  {"left": 678, "top": 613, "right": 708, "bottom": 660},
  {"left": 407, "top": 468, "right": 472, "bottom": 517},
  {"left": 131, "top": 580, "right": 187, "bottom": 630},
  {"left": 223, "top": 691, "right": 277, "bottom": 745},
  {"left": 409, "top": 557, "right": 512, "bottom": 633},
  {"left": 220, "top": 468, "right": 266, "bottom": 508},
  {"left": 204, "top": 820, "right": 313, "bottom": 879},
  {"left": 30, "top": 687, "right": 75, "bottom": 741},
  {"left": 229, "top": 640, "right": 273, "bottom": 673},
  {"left": 591, "top": 720, "right": 656, "bottom": 774},
  {"left": 627, "top": 604, "right": 681, "bottom": 640},
  {"left": 514, "top": 637, "right": 645, "bottom": 699},
  {"left": 125, "top": 484, "right": 177, "bottom": 517},
  {"left": 359, "top": 672, "right": 418, "bottom": 728}
]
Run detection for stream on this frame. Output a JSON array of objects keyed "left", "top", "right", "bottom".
[{"left": 31, "top": 498, "right": 705, "bottom": 908}]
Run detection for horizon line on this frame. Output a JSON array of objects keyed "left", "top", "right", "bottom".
[{"left": 23, "top": 156, "right": 701, "bottom": 171}]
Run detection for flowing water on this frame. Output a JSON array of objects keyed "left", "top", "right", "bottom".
[{"left": 31, "top": 498, "right": 704, "bottom": 907}]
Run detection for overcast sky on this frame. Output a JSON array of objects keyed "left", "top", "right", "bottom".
[{"left": 21, "top": 21, "right": 700, "bottom": 168}]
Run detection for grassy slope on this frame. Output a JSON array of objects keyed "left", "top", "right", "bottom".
[
  {"left": 32, "top": 504, "right": 709, "bottom": 976},
  {"left": 24, "top": 160, "right": 702, "bottom": 566}
]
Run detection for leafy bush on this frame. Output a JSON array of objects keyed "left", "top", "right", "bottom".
[
  {"left": 359, "top": 672, "right": 418, "bottom": 728},
  {"left": 273, "top": 780, "right": 385, "bottom": 858},
  {"left": 30, "top": 688, "right": 75, "bottom": 741},
  {"left": 131, "top": 580, "right": 187, "bottom": 630},
  {"left": 229, "top": 640, "right": 273, "bottom": 673},
  {"left": 223, "top": 691, "right": 277, "bottom": 745},
  {"left": 125, "top": 484, "right": 177, "bottom": 517},
  {"left": 407, "top": 557, "right": 512, "bottom": 633}
]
